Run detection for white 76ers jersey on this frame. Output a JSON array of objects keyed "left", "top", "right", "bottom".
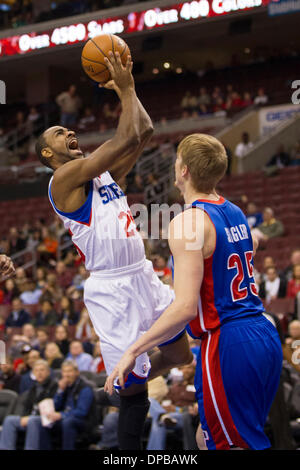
[{"left": 48, "top": 171, "right": 145, "bottom": 271}]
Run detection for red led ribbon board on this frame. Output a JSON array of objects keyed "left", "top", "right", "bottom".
[{"left": 0, "top": 0, "right": 272, "bottom": 58}]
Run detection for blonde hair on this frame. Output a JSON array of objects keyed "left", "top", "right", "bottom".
[{"left": 177, "top": 133, "right": 227, "bottom": 192}]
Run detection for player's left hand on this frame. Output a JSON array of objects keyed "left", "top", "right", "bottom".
[
  {"left": 104, "top": 350, "right": 136, "bottom": 395},
  {"left": 0, "top": 255, "right": 15, "bottom": 278}
]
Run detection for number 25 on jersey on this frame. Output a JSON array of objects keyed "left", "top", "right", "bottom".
[{"left": 228, "top": 251, "right": 258, "bottom": 302}]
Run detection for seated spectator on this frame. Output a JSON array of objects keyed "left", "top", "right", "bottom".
[
  {"left": 10, "top": 324, "right": 39, "bottom": 357},
  {"left": 252, "top": 207, "right": 284, "bottom": 242},
  {"left": 39, "top": 360, "right": 95, "bottom": 450},
  {"left": 2, "top": 278, "right": 20, "bottom": 305},
  {"left": 82, "top": 327, "right": 99, "bottom": 356},
  {"left": 5, "top": 297, "right": 30, "bottom": 328},
  {"left": 283, "top": 320, "right": 300, "bottom": 375},
  {"left": 147, "top": 362, "right": 197, "bottom": 451},
  {"left": 213, "top": 96, "right": 226, "bottom": 113},
  {"left": 146, "top": 173, "right": 164, "bottom": 201},
  {"left": 62, "top": 249, "right": 77, "bottom": 268},
  {"left": 235, "top": 132, "right": 254, "bottom": 173},
  {"left": 282, "top": 249, "right": 300, "bottom": 282},
  {"left": 266, "top": 144, "right": 291, "bottom": 168},
  {"left": 287, "top": 264, "right": 300, "bottom": 298},
  {"left": 34, "top": 300, "right": 58, "bottom": 327},
  {"left": 40, "top": 273, "right": 63, "bottom": 303},
  {"left": 285, "top": 320, "right": 300, "bottom": 346},
  {"left": 20, "top": 279, "right": 42, "bottom": 305},
  {"left": 55, "top": 261, "right": 74, "bottom": 289},
  {"left": 259, "top": 266, "right": 287, "bottom": 303},
  {"left": 27, "top": 229, "right": 42, "bottom": 251},
  {"left": 241, "top": 92, "right": 253, "bottom": 108},
  {"left": 180, "top": 91, "right": 198, "bottom": 112},
  {"left": 0, "top": 360, "right": 57, "bottom": 450},
  {"left": 45, "top": 342, "right": 64, "bottom": 370},
  {"left": 197, "top": 87, "right": 211, "bottom": 107},
  {"left": 7, "top": 227, "right": 27, "bottom": 256},
  {"left": 90, "top": 341, "right": 106, "bottom": 374},
  {"left": 75, "top": 307, "right": 93, "bottom": 342},
  {"left": 226, "top": 91, "right": 243, "bottom": 113},
  {"left": 105, "top": 102, "right": 119, "bottom": 120},
  {"left": 246, "top": 202, "right": 263, "bottom": 229},
  {"left": 67, "top": 340, "right": 93, "bottom": 371},
  {"left": 254, "top": 87, "right": 268, "bottom": 106},
  {"left": 37, "top": 227, "right": 58, "bottom": 263},
  {"left": 36, "top": 328, "right": 50, "bottom": 357},
  {"left": 36, "top": 266, "right": 48, "bottom": 289},
  {"left": 55, "top": 325, "right": 70, "bottom": 357},
  {"left": 57, "top": 296, "right": 79, "bottom": 326},
  {"left": 0, "top": 356, "right": 21, "bottom": 393},
  {"left": 26, "top": 106, "right": 41, "bottom": 134},
  {"left": 19, "top": 348, "right": 41, "bottom": 393},
  {"left": 211, "top": 86, "right": 223, "bottom": 105},
  {"left": 14, "top": 267, "right": 28, "bottom": 292},
  {"left": 78, "top": 107, "right": 96, "bottom": 131},
  {"left": 152, "top": 254, "right": 172, "bottom": 284}
]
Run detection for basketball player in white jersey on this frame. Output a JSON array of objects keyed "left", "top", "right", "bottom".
[{"left": 35, "top": 52, "right": 192, "bottom": 449}]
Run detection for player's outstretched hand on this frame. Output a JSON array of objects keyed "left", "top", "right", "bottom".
[
  {"left": 104, "top": 350, "right": 136, "bottom": 395},
  {"left": 104, "top": 51, "right": 134, "bottom": 92},
  {"left": 0, "top": 255, "right": 15, "bottom": 278}
]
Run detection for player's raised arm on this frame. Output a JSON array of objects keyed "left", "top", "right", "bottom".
[
  {"left": 105, "top": 209, "right": 205, "bottom": 393},
  {"left": 105, "top": 88, "right": 153, "bottom": 182},
  {"left": 53, "top": 53, "right": 141, "bottom": 190}
]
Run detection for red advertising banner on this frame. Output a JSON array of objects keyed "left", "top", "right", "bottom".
[{"left": 0, "top": 0, "right": 271, "bottom": 58}]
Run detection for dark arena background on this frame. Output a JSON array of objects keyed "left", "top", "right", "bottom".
[{"left": 0, "top": 0, "right": 300, "bottom": 454}]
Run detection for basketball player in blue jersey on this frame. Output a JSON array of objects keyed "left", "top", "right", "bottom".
[
  {"left": 106, "top": 133, "right": 283, "bottom": 450},
  {"left": 35, "top": 52, "right": 192, "bottom": 450}
]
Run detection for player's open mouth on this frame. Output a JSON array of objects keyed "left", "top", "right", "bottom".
[
  {"left": 68, "top": 138, "right": 83, "bottom": 155},
  {"left": 68, "top": 138, "right": 79, "bottom": 150}
]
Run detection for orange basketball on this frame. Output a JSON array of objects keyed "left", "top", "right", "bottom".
[{"left": 81, "top": 34, "right": 131, "bottom": 84}]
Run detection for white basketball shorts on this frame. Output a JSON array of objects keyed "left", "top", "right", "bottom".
[{"left": 84, "top": 257, "right": 183, "bottom": 388}]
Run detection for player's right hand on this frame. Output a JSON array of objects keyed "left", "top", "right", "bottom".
[
  {"left": 0, "top": 255, "right": 15, "bottom": 278},
  {"left": 104, "top": 51, "right": 134, "bottom": 92}
]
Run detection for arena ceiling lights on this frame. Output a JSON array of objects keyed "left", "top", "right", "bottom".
[{"left": 0, "top": 0, "right": 272, "bottom": 58}]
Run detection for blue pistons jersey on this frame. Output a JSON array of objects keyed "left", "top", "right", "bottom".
[
  {"left": 185, "top": 196, "right": 282, "bottom": 450},
  {"left": 188, "top": 196, "right": 264, "bottom": 338}
]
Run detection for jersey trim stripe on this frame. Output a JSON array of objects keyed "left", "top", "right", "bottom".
[
  {"left": 205, "top": 329, "right": 249, "bottom": 449},
  {"left": 205, "top": 331, "right": 233, "bottom": 448},
  {"left": 201, "top": 334, "right": 229, "bottom": 449},
  {"left": 197, "top": 196, "right": 226, "bottom": 205},
  {"left": 48, "top": 177, "right": 93, "bottom": 226}
]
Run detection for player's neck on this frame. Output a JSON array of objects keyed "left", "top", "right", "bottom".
[{"left": 183, "top": 186, "right": 219, "bottom": 205}]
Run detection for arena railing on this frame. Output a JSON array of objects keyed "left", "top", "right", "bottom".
[{"left": 241, "top": 113, "right": 300, "bottom": 173}]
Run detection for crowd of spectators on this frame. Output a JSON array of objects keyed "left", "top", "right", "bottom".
[
  {"left": 180, "top": 86, "right": 268, "bottom": 120},
  {"left": 0, "top": 0, "right": 140, "bottom": 31},
  {"left": 0, "top": 81, "right": 271, "bottom": 168}
]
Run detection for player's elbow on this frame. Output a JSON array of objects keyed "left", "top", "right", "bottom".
[
  {"left": 177, "top": 300, "right": 198, "bottom": 323},
  {"left": 126, "top": 132, "right": 141, "bottom": 152},
  {"left": 141, "top": 124, "right": 154, "bottom": 141}
]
